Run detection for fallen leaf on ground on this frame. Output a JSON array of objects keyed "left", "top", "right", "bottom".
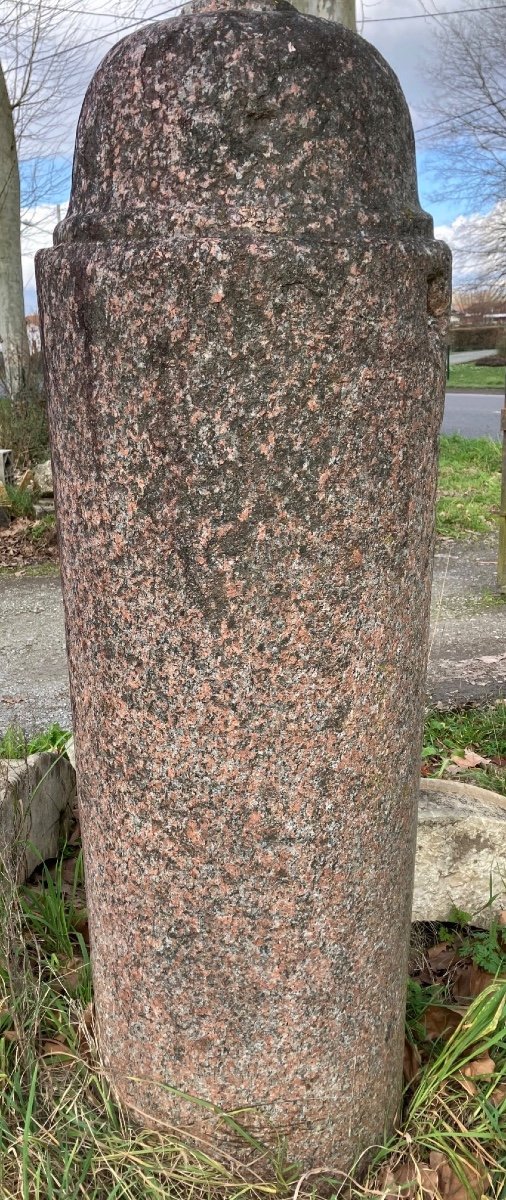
[
  {"left": 0, "top": 517, "right": 58, "bottom": 570},
  {"left": 53, "top": 956, "right": 85, "bottom": 993},
  {"left": 462, "top": 1055, "right": 496, "bottom": 1078},
  {"left": 498, "top": 911, "right": 506, "bottom": 927},
  {"left": 41, "top": 1038, "right": 75, "bottom": 1058},
  {"left": 423, "top": 1004, "right": 466, "bottom": 1040},
  {"left": 489, "top": 1081, "right": 506, "bottom": 1107},
  {"left": 450, "top": 748, "right": 490, "bottom": 769},
  {"left": 380, "top": 1160, "right": 438, "bottom": 1198},
  {"left": 418, "top": 942, "right": 461, "bottom": 985},
  {"left": 68, "top": 820, "right": 81, "bottom": 845},
  {"left": 452, "top": 962, "right": 495, "bottom": 1001},
  {"left": 428, "top": 943, "right": 460, "bottom": 971},
  {"left": 429, "top": 1153, "right": 486, "bottom": 1200},
  {"left": 62, "top": 855, "right": 79, "bottom": 884},
  {"left": 456, "top": 1073, "right": 477, "bottom": 1097},
  {"left": 74, "top": 913, "right": 89, "bottom": 946},
  {"left": 403, "top": 1038, "right": 422, "bottom": 1083}
]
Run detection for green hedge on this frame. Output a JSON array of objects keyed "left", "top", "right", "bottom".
[{"left": 449, "top": 325, "right": 500, "bottom": 351}]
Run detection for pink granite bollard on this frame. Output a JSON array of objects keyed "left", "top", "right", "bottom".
[{"left": 36, "top": 0, "right": 450, "bottom": 1172}]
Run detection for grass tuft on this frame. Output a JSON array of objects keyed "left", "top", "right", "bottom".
[
  {"left": 448, "top": 363, "right": 505, "bottom": 390},
  {"left": 0, "top": 835, "right": 504, "bottom": 1197},
  {"left": 436, "top": 435, "right": 501, "bottom": 538},
  {"left": 423, "top": 703, "right": 506, "bottom": 797},
  {"left": 5, "top": 484, "right": 35, "bottom": 520},
  {"left": 0, "top": 717, "right": 505, "bottom": 1198},
  {"left": 0, "top": 723, "right": 72, "bottom": 761}
]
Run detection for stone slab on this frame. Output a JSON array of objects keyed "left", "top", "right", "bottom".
[
  {"left": 414, "top": 778, "right": 506, "bottom": 926},
  {"left": 0, "top": 751, "right": 75, "bottom": 881},
  {"left": 33, "top": 460, "right": 53, "bottom": 497}
]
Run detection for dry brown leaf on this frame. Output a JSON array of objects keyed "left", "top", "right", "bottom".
[
  {"left": 381, "top": 1161, "right": 417, "bottom": 1198},
  {"left": 417, "top": 1167, "right": 439, "bottom": 1199},
  {"left": 378, "top": 1166, "right": 398, "bottom": 1195},
  {"left": 403, "top": 1038, "right": 422, "bottom": 1084},
  {"left": 452, "top": 962, "right": 495, "bottom": 1001},
  {"left": 423, "top": 1004, "right": 466, "bottom": 1041},
  {"left": 68, "top": 820, "right": 81, "bottom": 846},
  {"left": 450, "top": 748, "right": 490, "bottom": 769},
  {"left": 82, "top": 1002, "right": 94, "bottom": 1030},
  {"left": 437, "top": 1163, "right": 470, "bottom": 1200},
  {"left": 62, "top": 855, "right": 79, "bottom": 884},
  {"left": 52, "top": 955, "right": 84, "bottom": 993},
  {"left": 450, "top": 744, "right": 489, "bottom": 772},
  {"left": 462, "top": 1055, "right": 496, "bottom": 1078},
  {"left": 427, "top": 943, "right": 460, "bottom": 971},
  {"left": 41, "top": 1038, "right": 75, "bottom": 1058},
  {"left": 429, "top": 1152, "right": 487, "bottom": 1200},
  {"left": 383, "top": 1160, "right": 440, "bottom": 1199},
  {"left": 456, "top": 1073, "right": 478, "bottom": 1097},
  {"left": 74, "top": 913, "right": 90, "bottom": 947},
  {"left": 393, "top": 1161, "right": 417, "bottom": 1193},
  {"left": 489, "top": 1081, "right": 506, "bottom": 1107},
  {"left": 498, "top": 910, "right": 506, "bottom": 927}
]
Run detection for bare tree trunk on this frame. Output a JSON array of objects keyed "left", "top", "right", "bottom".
[
  {"left": 0, "top": 62, "right": 29, "bottom": 396},
  {"left": 291, "top": 0, "right": 356, "bottom": 31}
]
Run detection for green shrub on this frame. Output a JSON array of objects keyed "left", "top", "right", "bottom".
[
  {"left": 0, "top": 356, "right": 50, "bottom": 468},
  {"left": 5, "top": 484, "right": 35, "bottom": 519},
  {"left": 449, "top": 325, "right": 499, "bottom": 351}
]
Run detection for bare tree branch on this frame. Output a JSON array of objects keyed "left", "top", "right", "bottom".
[{"left": 420, "top": 5, "right": 506, "bottom": 267}]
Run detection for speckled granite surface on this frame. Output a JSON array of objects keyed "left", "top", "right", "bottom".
[{"left": 36, "top": 0, "right": 450, "bottom": 1171}]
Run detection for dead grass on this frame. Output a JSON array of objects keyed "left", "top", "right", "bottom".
[{"left": 0, "top": 833, "right": 505, "bottom": 1200}]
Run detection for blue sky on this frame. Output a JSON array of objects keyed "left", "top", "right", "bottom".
[{"left": 19, "top": 0, "right": 488, "bottom": 311}]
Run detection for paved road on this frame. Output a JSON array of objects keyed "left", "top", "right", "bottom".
[
  {"left": 449, "top": 349, "right": 497, "bottom": 365},
  {"left": 442, "top": 391, "right": 503, "bottom": 440}
]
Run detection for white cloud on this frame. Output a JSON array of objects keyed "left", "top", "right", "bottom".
[
  {"left": 21, "top": 203, "right": 68, "bottom": 313},
  {"left": 435, "top": 202, "right": 506, "bottom": 287}
]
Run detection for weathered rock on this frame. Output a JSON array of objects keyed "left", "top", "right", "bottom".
[
  {"left": 0, "top": 450, "right": 14, "bottom": 488},
  {"left": 33, "top": 459, "right": 53, "bottom": 496},
  {"left": 0, "top": 752, "right": 75, "bottom": 882},
  {"left": 36, "top": 0, "right": 450, "bottom": 1172},
  {"left": 65, "top": 736, "right": 76, "bottom": 769},
  {"left": 18, "top": 468, "right": 35, "bottom": 492},
  {"left": 34, "top": 499, "right": 56, "bottom": 517},
  {"left": 414, "top": 778, "right": 506, "bottom": 925}
]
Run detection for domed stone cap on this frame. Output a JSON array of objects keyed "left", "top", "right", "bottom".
[{"left": 57, "top": 0, "right": 430, "bottom": 244}]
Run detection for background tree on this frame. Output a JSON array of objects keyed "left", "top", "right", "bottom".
[
  {"left": 0, "top": 55, "right": 28, "bottom": 395},
  {"left": 452, "top": 284, "right": 506, "bottom": 324},
  {"left": 0, "top": 0, "right": 155, "bottom": 395},
  {"left": 418, "top": 1, "right": 506, "bottom": 285}
]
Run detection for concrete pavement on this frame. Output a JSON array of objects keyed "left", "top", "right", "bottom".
[
  {"left": 449, "top": 349, "right": 497, "bottom": 365},
  {"left": 0, "top": 540, "right": 504, "bottom": 736}
]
